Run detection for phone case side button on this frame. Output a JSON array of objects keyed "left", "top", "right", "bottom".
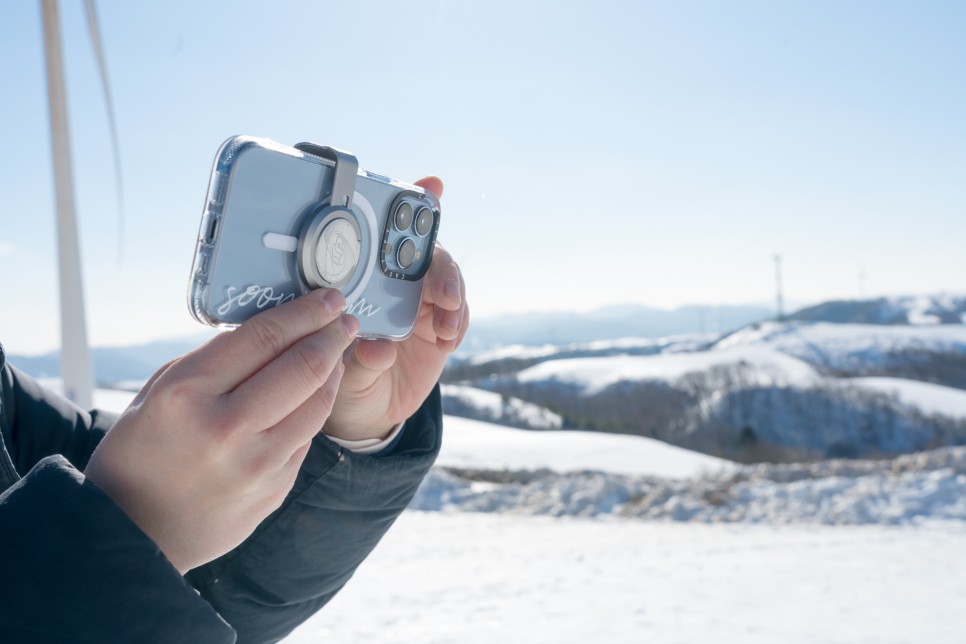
[{"left": 202, "top": 212, "right": 219, "bottom": 243}]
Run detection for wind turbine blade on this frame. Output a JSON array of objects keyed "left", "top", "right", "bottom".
[{"left": 84, "top": 0, "right": 125, "bottom": 264}]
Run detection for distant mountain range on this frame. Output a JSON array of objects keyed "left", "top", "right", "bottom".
[{"left": 460, "top": 303, "right": 775, "bottom": 351}]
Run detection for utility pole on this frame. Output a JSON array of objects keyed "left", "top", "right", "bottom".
[
  {"left": 774, "top": 254, "right": 784, "bottom": 322},
  {"left": 41, "top": 0, "right": 94, "bottom": 408}
]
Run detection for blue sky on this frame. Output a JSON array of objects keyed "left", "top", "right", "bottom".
[{"left": 1, "top": 1, "right": 965, "bottom": 353}]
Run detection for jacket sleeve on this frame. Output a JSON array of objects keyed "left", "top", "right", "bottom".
[
  {"left": 0, "top": 455, "right": 235, "bottom": 643},
  {"left": 185, "top": 384, "right": 444, "bottom": 644},
  {"left": 0, "top": 360, "right": 236, "bottom": 642},
  {"left": 0, "top": 363, "right": 116, "bottom": 475}
]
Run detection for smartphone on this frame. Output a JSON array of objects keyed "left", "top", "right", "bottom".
[{"left": 188, "top": 136, "right": 440, "bottom": 339}]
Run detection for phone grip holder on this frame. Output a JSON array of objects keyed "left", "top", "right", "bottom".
[
  {"left": 294, "top": 142, "right": 363, "bottom": 291},
  {"left": 294, "top": 142, "right": 358, "bottom": 207}
]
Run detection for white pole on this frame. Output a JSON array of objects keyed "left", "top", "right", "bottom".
[{"left": 41, "top": 0, "right": 94, "bottom": 408}]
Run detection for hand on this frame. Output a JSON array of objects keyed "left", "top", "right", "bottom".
[
  {"left": 324, "top": 176, "right": 469, "bottom": 441},
  {"left": 85, "top": 288, "right": 358, "bottom": 574}
]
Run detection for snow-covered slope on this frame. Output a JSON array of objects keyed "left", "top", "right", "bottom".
[
  {"left": 477, "top": 333, "right": 966, "bottom": 460},
  {"left": 436, "top": 415, "right": 731, "bottom": 479},
  {"left": 459, "top": 333, "right": 714, "bottom": 367},
  {"left": 514, "top": 345, "right": 820, "bottom": 394},
  {"left": 788, "top": 293, "right": 966, "bottom": 325},
  {"left": 848, "top": 377, "right": 966, "bottom": 419},
  {"left": 715, "top": 320, "right": 966, "bottom": 372},
  {"left": 441, "top": 384, "right": 563, "bottom": 430}
]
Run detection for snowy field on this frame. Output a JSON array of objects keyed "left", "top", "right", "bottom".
[{"left": 284, "top": 513, "right": 966, "bottom": 644}]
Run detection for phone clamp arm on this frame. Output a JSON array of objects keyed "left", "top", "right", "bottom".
[
  {"left": 294, "top": 142, "right": 363, "bottom": 291},
  {"left": 294, "top": 142, "right": 358, "bottom": 208}
]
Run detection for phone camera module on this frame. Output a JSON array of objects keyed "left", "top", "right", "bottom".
[
  {"left": 414, "top": 208, "right": 434, "bottom": 236},
  {"left": 381, "top": 190, "right": 439, "bottom": 281},
  {"left": 397, "top": 238, "right": 417, "bottom": 269},
  {"left": 394, "top": 202, "right": 414, "bottom": 231}
]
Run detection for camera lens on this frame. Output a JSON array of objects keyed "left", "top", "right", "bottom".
[
  {"left": 397, "top": 238, "right": 417, "bottom": 269},
  {"left": 394, "top": 202, "right": 414, "bottom": 231},
  {"left": 414, "top": 207, "right": 434, "bottom": 236}
]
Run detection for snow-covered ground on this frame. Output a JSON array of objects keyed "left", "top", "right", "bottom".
[
  {"left": 436, "top": 415, "right": 729, "bottom": 479},
  {"left": 422, "top": 436, "right": 966, "bottom": 525},
  {"left": 284, "top": 513, "right": 966, "bottom": 644}
]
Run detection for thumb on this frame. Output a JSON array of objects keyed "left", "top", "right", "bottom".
[{"left": 342, "top": 338, "right": 397, "bottom": 391}]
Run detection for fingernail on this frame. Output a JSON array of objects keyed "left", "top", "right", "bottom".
[
  {"left": 341, "top": 314, "right": 360, "bottom": 338},
  {"left": 321, "top": 289, "right": 346, "bottom": 314},
  {"left": 444, "top": 277, "right": 461, "bottom": 305}
]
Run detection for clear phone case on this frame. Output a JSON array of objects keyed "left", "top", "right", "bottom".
[{"left": 188, "top": 136, "right": 440, "bottom": 339}]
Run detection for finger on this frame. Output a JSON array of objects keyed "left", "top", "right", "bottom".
[
  {"left": 438, "top": 302, "right": 470, "bottom": 353},
  {"left": 342, "top": 338, "right": 398, "bottom": 393},
  {"left": 264, "top": 360, "right": 345, "bottom": 459},
  {"left": 177, "top": 289, "right": 346, "bottom": 393},
  {"left": 455, "top": 304, "right": 470, "bottom": 349},
  {"left": 424, "top": 244, "right": 463, "bottom": 311},
  {"left": 224, "top": 314, "right": 359, "bottom": 432},
  {"left": 433, "top": 305, "right": 462, "bottom": 341},
  {"left": 432, "top": 261, "right": 467, "bottom": 340},
  {"left": 413, "top": 176, "right": 444, "bottom": 200},
  {"left": 410, "top": 295, "right": 439, "bottom": 344}
]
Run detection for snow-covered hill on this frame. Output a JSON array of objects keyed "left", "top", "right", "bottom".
[
  {"left": 514, "top": 345, "right": 820, "bottom": 394},
  {"left": 446, "top": 307, "right": 966, "bottom": 462},
  {"left": 715, "top": 320, "right": 966, "bottom": 374},
  {"left": 787, "top": 293, "right": 966, "bottom": 325}
]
